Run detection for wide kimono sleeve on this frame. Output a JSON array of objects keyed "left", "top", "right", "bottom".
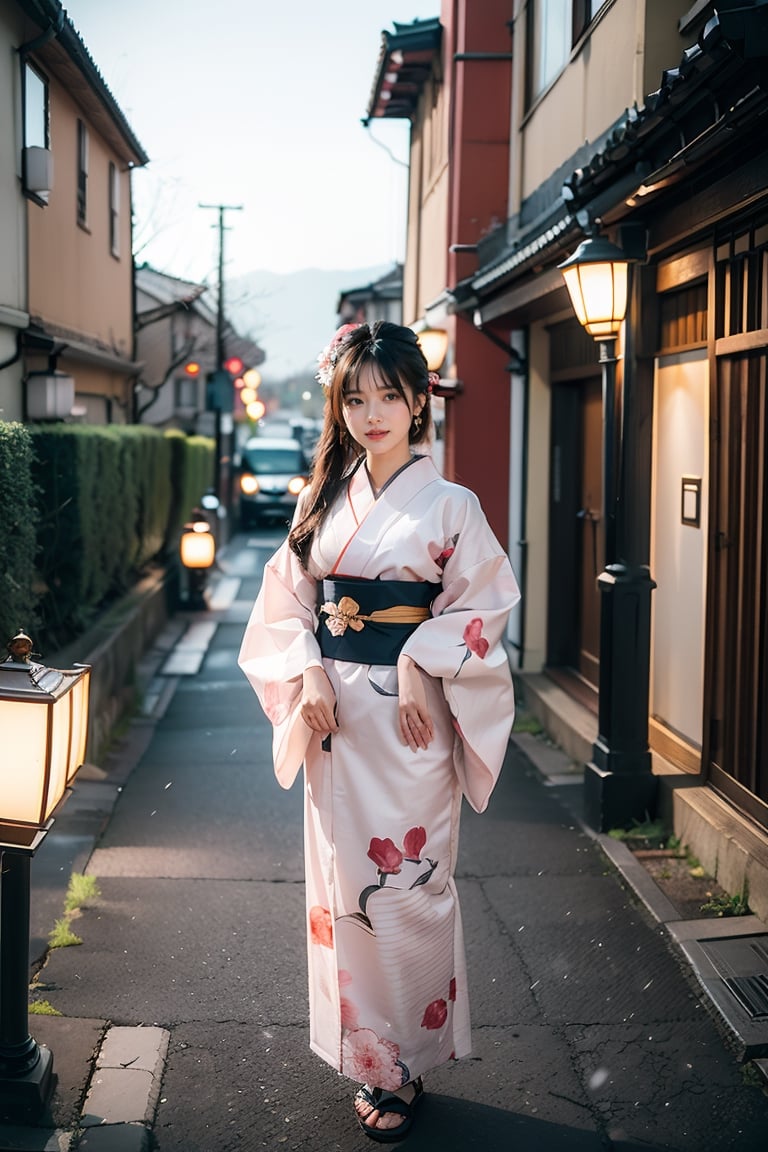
[
  {"left": 400, "top": 490, "right": 520, "bottom": 814},
  {"left": 238, "top": 515, "right": 322, "bottom": 790}
]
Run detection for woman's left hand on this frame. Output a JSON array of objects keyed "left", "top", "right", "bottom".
[{"left": 396, "top": 654, "right": 434, "bottom": 750}]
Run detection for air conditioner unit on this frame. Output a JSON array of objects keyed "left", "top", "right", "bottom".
[
  {"left": 23, "top": 146, "right": 54, "bottom": 195},
  {"left": 26, "top": 371, "right": 74, "bottom": 420}
]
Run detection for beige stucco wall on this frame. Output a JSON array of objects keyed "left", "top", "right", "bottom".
[
  {"left": 403, "top": 74, "right": 449, "bottom": 324},
  {"left": 521, "top": 320, "right": 551, "bottom": 671},
  {"left": 0, "top": 4, "right": 28, "bottom": 422},
  {"left": 27, "top": 80, "right": 134, "bottom": 356},
  {"left": 513, "top": 0, "right": 690, "bottom": 211}
]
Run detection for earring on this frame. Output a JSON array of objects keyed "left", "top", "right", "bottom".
[{"left": 413, "top": 412, "right": 422, "bottom": 432}]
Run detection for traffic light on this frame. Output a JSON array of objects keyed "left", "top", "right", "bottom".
[{"left": 224, "top": 356, "right": 244, "bottom": 375}]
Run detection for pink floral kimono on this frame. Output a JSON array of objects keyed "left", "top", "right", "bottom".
[{"left": 239, "top": 454, "right": 519, "bottom": 1089}]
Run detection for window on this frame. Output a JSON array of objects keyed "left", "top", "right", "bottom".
[
  {"left": 530, "top": 0, "right": 571, "bottom": 101},
  {"left": 528, "top": 0, "right": 609, "bottom": 104},
  {"left": 109, "top": 162, "right": 120, "bottom": 257},
  {"left": 23, "top": 61, "right": 48, "bottom": 149},
  {"left": 174, "top": 375, "right": 198, "bottom": 410},
  {"left": 77, "top": 119, "right": 88, "bottom": 225}
]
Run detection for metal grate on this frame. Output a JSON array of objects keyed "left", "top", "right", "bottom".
[{"left": 723, "top": 973, "right": 768, "bottom": 1019}]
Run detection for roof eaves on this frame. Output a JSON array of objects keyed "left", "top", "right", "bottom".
[{"left": 364, "top": 16, "right": 442, "bottom": 125}]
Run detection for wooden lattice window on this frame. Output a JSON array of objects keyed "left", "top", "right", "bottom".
[{"left": 659, "top": 282, "right": 708, "bottom": 352}]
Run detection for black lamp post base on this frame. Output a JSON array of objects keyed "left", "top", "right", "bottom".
[
  {"left": 0, "top": 1043, "right": 54, "bottom": 1122},
  {"left": 584, "top": 756, "right": 658, "bottom": 833}
]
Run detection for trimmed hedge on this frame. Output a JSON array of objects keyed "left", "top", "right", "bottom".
[
  {"left": 17, "top": 423, "right": 214, "bottom": 647},
  {"left": 0, "top": 422, "right": 38, "bottom": 644}
]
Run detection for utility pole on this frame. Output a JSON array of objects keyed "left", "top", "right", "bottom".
[{"left": 199, "top": 203, "right": 242, "bottom": 513}]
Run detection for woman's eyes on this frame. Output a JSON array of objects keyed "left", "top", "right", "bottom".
[{"left": 345, "top": 392, "right": 403, "bottom": 406}]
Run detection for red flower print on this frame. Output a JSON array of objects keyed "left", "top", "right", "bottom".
[
  {"left": 403, "top": 826, "right": 427, "bottom": 861},
  {"left": 430, "top": 533, "right": 459, "bottom": 571},
  {"left": 340, "top": 996, "right": 359, "bottom": 1030},
  {"left": 309, "top": 905, "right": 333, "bottom": 949},
  {"left": 421, "top": 998, "right": 448, "bottom": 1030},
  {"left": 463, "top": 618, "right": 489, "bottom": 659},
  {"left": 449, "top": 977, "right": 457, "bottom": 1002},
  {"left": 368, "top": 837, "right": 403, "bottom": 874}
]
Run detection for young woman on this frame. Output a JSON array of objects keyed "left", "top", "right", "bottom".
[{"left": 239, "top": 321, "right": 519, "bottom": 1142}]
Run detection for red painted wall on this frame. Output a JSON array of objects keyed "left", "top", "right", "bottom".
[{"left": 441, "top": 0, "right": 513, "bottom": 546}]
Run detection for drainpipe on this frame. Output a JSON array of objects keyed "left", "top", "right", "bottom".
[
  {"left": 18, "top": 4, "right": 64, "bottom": 60},
  {"left": 0, "top": 330, "right": 23, "bottom": 372}
]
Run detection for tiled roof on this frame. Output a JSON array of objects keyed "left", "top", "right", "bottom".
[{"left": 364, "top": 17, "right": 441, "bottom": 124}]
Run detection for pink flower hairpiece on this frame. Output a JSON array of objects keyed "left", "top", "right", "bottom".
[
  {"left": 316, "top": 323, "right": 362, "bottom": 391},
  {"left": 427, "top": 371, "right": 439, "bottom": 393}
]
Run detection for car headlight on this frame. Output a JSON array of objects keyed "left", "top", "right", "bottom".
[
  {"left": 240, "top": 474, "right": 260, "bottom": 495},
  {"left": 288, "top": 476, "right": 307, "bottom": 496}
]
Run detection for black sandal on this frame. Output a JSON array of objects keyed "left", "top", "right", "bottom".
[{"left": 354, "top": 1078, "right": 424, "bottom": 1143}]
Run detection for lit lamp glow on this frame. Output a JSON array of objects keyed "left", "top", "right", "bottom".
[
  {"left": 415, "top": 327, "right": 449, "bottom": 373},
  {"left": 0, "top": 631, "right": 91, "bottom": 837},
  {"left": 242, "top": 368, "right": 262, "bottom": 389},
  {"left": 558, "top": 235, "right": 629, "bottom": 339},
  {"left": 0, "top": 631, "right": 91, "bottom": 1118},
  {"left": 180, "top": 520, "right": 216, "bottom": 570},
  {"left": 246, "top": 399, "right": 266, "bottom": 421}
]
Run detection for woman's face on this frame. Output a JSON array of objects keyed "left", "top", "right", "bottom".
[{"left": 342, "top": 363, "right": 423, "bottom": 474}]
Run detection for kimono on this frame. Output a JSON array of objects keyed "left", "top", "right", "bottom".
[{"left": 238, "top": 453, "right": 520, "bottom": 1090}]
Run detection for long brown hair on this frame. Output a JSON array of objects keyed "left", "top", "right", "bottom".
[{"left": 288, "top": 321, "right": 432, "bottom": 566}]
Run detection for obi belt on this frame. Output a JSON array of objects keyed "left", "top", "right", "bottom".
[{"left": 316, "top": 576, "right": 442, "bottom": 666}]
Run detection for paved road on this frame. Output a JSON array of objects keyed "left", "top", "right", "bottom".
[{"left": 29, "top": 530, "right": 768, "bottom": 1150}]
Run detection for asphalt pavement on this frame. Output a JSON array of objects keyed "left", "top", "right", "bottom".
[{"left": 3, "top": 529, "right": 768, "bottom": 1151}]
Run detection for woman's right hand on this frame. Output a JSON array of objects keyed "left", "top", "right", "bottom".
[{"left": 300, "top": 665, "right": 339, "bottom": 735}]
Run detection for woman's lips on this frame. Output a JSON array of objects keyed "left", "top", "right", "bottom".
[{"left": 366, "top": 430, "right": 387, "bottom": 439}]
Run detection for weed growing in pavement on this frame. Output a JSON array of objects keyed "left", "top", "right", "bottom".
[
  {"left": 47, "top": 871, "right": 101, "bottom": 949},
  {"left": 64, "top": 872, "right": 100, "bottom": 914},
  {"left": 28, "top": 1000, "right": 62, "bottom": 1016},
  {"left": 700, "top": 890, "right": 751, "bottom": 917},
  {"left": 512, "top": 711, "right": 544, "bottom": 735},
  {"left": 607, "top": 818, "right": 668, "bottom": 848},
  {"left": 49, "top": 918, "right": 83, "bottom": 948}
]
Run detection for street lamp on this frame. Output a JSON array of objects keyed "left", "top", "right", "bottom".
[
  {"left": 416, "top": 327, "right": 449, "bottom": 374},
  {"left": 180, "top": 512, "right": 216, "bottom": 609},
  {"left": 0, "top": 632, "right": 91, "bottom": 1119},
  {"left": 559, "top": 234, "right": 656, "bottom": 832}
]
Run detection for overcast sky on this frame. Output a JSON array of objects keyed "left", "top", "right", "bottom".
[{"left": 62, "top": 0, "right": 439, "bottom": 284}]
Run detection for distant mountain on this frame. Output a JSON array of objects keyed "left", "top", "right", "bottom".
[{"left": 227, "top": 265, "right": 391, "bottom": 382}]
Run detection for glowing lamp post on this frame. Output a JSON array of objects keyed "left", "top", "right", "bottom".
[
  {"left": 0, "top": 632, "right": 91, "bottom": 1119},
  {"left": 559, "top": 234, "right": 656, "bottom": 832},
  {"left": 180, "top": 512, "right": 216, "bottom": 609}
]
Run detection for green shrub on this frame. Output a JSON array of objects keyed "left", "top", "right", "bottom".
[
  {"left": 165, "top": 430, "right": 216, "bottom": 545},
  {"left": 22, "top": 423, "right": 214, "bottom": 648},
  {"left": 0, "top": 422, "right": 38, "bottom": 643}
]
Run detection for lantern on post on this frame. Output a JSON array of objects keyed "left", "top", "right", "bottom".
[
  {"left": 0, "top": 632, "right": 91, "bottom": 1119},
  {"left": 180, "top": 511, "right": 216, "bottom": 609},
  {"left": 558, "top": 232, "right": 656, "bottom": 832}
]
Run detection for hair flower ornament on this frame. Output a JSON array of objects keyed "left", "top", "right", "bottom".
[{"left": 316, "top": 323, "right": 362, "bottom": 391}]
